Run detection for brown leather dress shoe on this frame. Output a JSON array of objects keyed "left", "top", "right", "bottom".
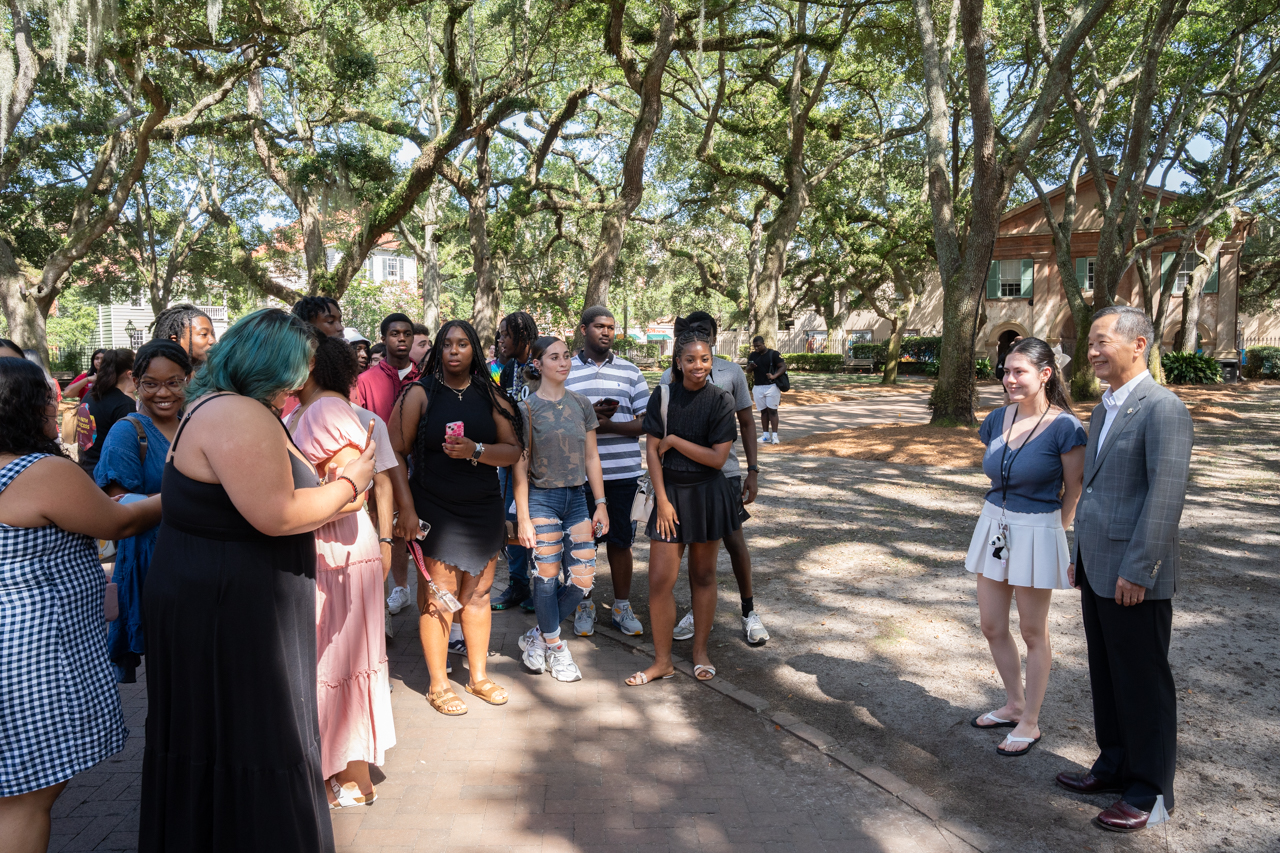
[
  {"left": 1094, "top": 799, "right": 1151, "bottom": 832},
  {"left": 1056, "top": 770, "right": 1124, "bottom": 795}
]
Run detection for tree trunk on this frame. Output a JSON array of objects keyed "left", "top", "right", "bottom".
[
  {"left": 420, "top": 188, "right": 444, "bottom": 334},
  {"left": 745, "top": 201, "right": 765, "bottom": 331},
  {"left": 582, "top": 1, "right": 676, "bottom": 310},
  {"left": 881, "top": 317, "right": 903, "bottom": 385},
  {"left": 0, "top": 264, "right": 50, "bottom": 364},
  {"left": 752, "top": 193, "right": 805, "bottom": 350},
  {"left": 466, "top": 132, "right": 500, "bottom": 353},
  {"left": 1176, "top": 235, "right": 1224, "bottom": 353}
]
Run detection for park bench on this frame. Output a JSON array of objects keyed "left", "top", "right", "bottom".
[{"left": 844, "top": 358, "right": 877, "bottom": 373}]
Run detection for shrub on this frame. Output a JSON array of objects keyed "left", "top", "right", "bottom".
[
  {"left": 1161, "top": 351, "right": 1222, "bottom": 384},
  {"left": 782, "top": 353, "right": 844, "bottom": 372},
  {"left": 614, "top": 341, "right": 659, "bottom": 360},
  {"left": 975, "top": 357, "right": 995, "bottom": 380},
  {"left": 846, "top": 342, "right": 887, "bottom": 362},
  {"left": 900, "top": 335, "right": 942, "bottom": 363},
  {"left": 1243, "top": 345, "right": 1280, "bottom": 379}
]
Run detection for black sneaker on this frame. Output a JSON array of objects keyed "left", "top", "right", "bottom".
[
  {"left": 519, "top": 596, "right": 537, "bottom": 613},
  {"left": 491, "top": 581, "right": 530, "bottom": 611}
]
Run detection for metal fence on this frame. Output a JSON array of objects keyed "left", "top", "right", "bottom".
[
  {"left": 1241, "top": 336, "right": 1280, "bottom": 350},
  {"left": 48, "top": 344, "right": 95, "bottom": 374},
  {"left": 717, "top": 329, "right": 888, "bottom": 357}
]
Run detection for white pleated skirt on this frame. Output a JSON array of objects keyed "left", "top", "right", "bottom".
[{"left": 964, "top": 501, "right": 1072, "bottom": 590}]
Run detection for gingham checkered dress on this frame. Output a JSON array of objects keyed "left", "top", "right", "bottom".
[{"left": 0, "top": 453, "right": 127, "bottom": 797}]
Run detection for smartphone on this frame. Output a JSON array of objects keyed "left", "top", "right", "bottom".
[
  {"left": 600, "top": 398, "right": 619, "bottom": 407},
  {"left": 445, "top": 421, "right": 464, "bottom": 439}
]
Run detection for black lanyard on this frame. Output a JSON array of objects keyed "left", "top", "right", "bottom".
[{"left": 998, "top": 404, "right": 1050, "bottom": 508}]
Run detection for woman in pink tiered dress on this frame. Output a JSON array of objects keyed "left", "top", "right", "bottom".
[{"left": 287, "top": 335, "right": 396, "bottom": 807}]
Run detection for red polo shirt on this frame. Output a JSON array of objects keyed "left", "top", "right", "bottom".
[{"left": 354, "top": 359, "right": 420, "bottom": 425}]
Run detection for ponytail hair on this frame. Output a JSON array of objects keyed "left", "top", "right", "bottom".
[
  {"left": 1007, "top": 337, "right": 1073, "bottom": 414},
  {"left": 522, "top": 335, "right": 563, "bottom": 393},
  {"left": 90, "top": 348, "right": 136, "bottom": 401}
]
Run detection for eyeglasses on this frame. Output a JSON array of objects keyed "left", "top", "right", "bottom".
[{"left": 138, "top": 379, "right": 187, "bottom": 392}]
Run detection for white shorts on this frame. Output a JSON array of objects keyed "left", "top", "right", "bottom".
[{"left": 753, "top": 383, "right": 781, "bottom": 410}]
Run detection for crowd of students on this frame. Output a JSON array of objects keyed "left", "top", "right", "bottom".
[
  {"left": 0, "top": 298, "right": 1192, "bottom": 849},
  {"left": 0, "top": 297, "right": 775, "bottom": 852}
]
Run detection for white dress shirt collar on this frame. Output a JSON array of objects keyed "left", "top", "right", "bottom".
[{"left": 1101, "top": 370, "right": 1150, "bottom": 412}]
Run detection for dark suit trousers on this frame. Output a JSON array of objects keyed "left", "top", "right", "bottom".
[{"left": 1079, "top": 561, "right": 1177, "bottom": 812}]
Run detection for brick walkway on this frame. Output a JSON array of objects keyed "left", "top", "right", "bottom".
[{"left": 51, "top": 603, "right": 978, "bottom": 853}]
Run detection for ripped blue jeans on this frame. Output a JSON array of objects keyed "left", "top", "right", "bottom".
[{"left": 526, "top": 484, "right": 596, "bottom": 640}]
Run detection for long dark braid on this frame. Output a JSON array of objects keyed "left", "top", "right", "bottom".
[
  {"left": 501, "top": 311, "right": 538, "bottom": 359},
  {"left": 151, "top": 303, "right": 211, "bottom": 354},
  {"left": 409, "top": 319, "right": 525, "bottom": 473},
  {"left": 669, "top": 329, "right": 713, "bottom": 383}
]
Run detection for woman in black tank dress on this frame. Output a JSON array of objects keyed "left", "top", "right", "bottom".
[
  {"left": 390, "top": 321, "right": 524, "bottom": 717},
  {"left": 139, "top": 310, "right": 377, "bottom": 853}
]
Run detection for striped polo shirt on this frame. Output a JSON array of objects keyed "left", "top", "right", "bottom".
[{"left": 566, "top": 350, "right": 650, "bottom": 481}]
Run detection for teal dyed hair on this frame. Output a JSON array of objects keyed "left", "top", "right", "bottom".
[{"left": 187, "top": 308, "right": 317, "bottom": 406}]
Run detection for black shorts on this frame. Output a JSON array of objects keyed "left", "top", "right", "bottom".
[
  {"left": 725, "top": 476, "right": 752, "bottom": 524},
  {"left": 597, "top": 476, "right": 640, "bottom": 549}
]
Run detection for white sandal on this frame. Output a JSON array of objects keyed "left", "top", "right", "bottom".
[
  {"left": 329, "top": 779, "right": 374, "bottom": 808},
  {"left": 996, "top": 733, "right": 1041, "bottom": 756},
  {"left": 694, "top": 664, "right": 716, "bottom": 681},
  {"left": 625, "top": 670, "right": 675, "bottom": 686}
]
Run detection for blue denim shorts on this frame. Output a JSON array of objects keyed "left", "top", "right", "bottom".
[{"left": 526, "top": 484, "right": 590, "bottom": 528}]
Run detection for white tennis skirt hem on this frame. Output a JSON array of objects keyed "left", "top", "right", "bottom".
[{"left": 964, "top": 501, "right": 1071, "bottom": 590}]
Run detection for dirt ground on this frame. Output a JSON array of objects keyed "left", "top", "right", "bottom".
[{"left": 584, "top": 382, "right": 1280, "bottom": 852}]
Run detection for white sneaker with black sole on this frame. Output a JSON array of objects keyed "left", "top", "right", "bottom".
[
  {"left": 519, "top": 627, "right": 547, "bottom": 673},
  {"left": 743, "top": 611, "right": 770, "bottom": 644}
]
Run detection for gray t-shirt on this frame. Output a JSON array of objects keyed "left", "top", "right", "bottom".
[
  {"left": 521, "top": 389, "right": 599, "bottom": 489},
  {"left": 660, "top": 356, "right": 751, "bottom": 478}
]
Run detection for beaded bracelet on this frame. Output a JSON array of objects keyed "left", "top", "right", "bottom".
[{"left": 336, "top": 475, "right": 359, "bottom": 502}]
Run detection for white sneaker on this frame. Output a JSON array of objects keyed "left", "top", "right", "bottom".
[
  {"left": 763, "top": 431, "right": 773, "bottom": 443},
  {"left": 771, "top": 433, "right": 782, "bottom": 444},
  {"left": 386, "top": 586, "right": 411, "bottom": 615},
  {"left": 611, "top": 601, "right": 643, "bottom": 636},
  {"left": 574, "top": 600, "right": 596, "bottom": 636},
  {"left": 672, "top": 611, "right": 696, "bottom": 641},
  {"left": 743, "top": 611, "right": 770, "bottom": 644},
  {"left": 519, "top": 627, "right": 547, "bottom": 673},
  {"left": 544, "top": 640, "right": 583, "bottom": 682},
  {"left": 384, "top": 608, "right": 395, "bottom": 639}
]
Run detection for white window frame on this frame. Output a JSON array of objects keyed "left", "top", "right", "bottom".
[
  {"left": 383, "top": 256, "right": 402, "bottom": 281},
  {"left": 848, "top": 329, "right": 873, "bottom": 343},
  {"left": 998, "top": 260, "right": 1023, "bottom": 298}
]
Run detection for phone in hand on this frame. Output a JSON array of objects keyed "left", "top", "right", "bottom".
[
  {"left": 444, "top": 421, "right": 464, "bottom": 439},
  {"left": 600, "top": 397, "right": 619, "bottom": 407}
]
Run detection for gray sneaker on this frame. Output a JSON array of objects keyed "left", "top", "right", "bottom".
[
  {"left": 573, "top": 600, "right": 596, "bottom": 636},
  {"left": 611, "top": 601, "right": 643, "bottom": 636},
  {"left": 743, "top": 611, "right": 770, "bottom": 644},
  {"left": 386, "top": 585, "right": 411, "bottom": 615},
  {"left": 544, "top": 640, "right": 582, "bottom": 682},
  {"left": 672, "top": 611, "right": 696, "bottom": 641},
  {"left": 519, "top": 627, "right": 546, "bottom": 673}
]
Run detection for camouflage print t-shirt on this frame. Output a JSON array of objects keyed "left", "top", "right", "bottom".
[{"left": 522, "top": 389, "right": 599, "bottom": 489}]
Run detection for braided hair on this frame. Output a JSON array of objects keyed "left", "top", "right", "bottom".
[
  {"left": 152, "top": 304, "right": 211, "bottom": 354},
  {"left": 409, "top": 319, "right": 524, "bottom": 473},
  {"left": 500, "top": 311, "right": 538, "bottom": 359},
  {"left": 670, "top": 329, "right": 713, "bottom": 383}
]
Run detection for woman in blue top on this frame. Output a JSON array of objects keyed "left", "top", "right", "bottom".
[
  {"left": 95, "top": 340, "right": 191, "bottom": 682},
  {"left": 965, "top": 337, "right": 1086, "bottom": 757}
]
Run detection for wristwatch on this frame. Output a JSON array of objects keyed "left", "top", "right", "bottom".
[{"left": 470, "top": 442, "right": 485, "bottom": 466}]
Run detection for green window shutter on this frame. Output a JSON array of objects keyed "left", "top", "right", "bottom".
[
  {"left": 1160, "top": 252, "right": 1176, "bottom": 287},
  {"left": 1020, "top": 259, "right": 1034, "bottom": 298},
  {"left": 1204, "top": 256, "right": 1219, "bottom": 293},
  {"left": 987, "top": 260, "right": 1000, "bottom": 299},
  {"left": 1075, "top": 257, "right": 1088, "bottom": 291}
]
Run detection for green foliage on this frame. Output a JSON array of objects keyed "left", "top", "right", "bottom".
[
  {"left": 46, "top": 288, "right": 99, "bottom": 350},
  {"left": 900, "top": 336, "right": 942, "bottom": 363},
  {"left": 612, "top": 336, "right": 659, "bottom": 360},
  {"left": 782, "top": 353, "right": 843, "bottom": 372},
  {"left": 1242, "top": 346, "right": 1280, "bottom": 380},
  {"left": 975, "top": 357, "right": 995, "bottom": 381},
  {"left": 1160, "top": 352, "right": 1222, "bottom": 385},
  {"left": 340, "top": 277, "right": 423, "bottom": 339},
  {"left": 847, "top": 342, "right": 887, "bottom": 361}
]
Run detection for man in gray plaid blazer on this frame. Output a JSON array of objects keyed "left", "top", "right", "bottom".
[{"left": 1055, "top": 306, "right": 1193, "bottom": 833}]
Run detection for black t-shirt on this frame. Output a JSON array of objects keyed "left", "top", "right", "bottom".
[
  {"left": 82, "top": 387, "right": 136, "bottom": 469},
  {"left": 642, "top": 382, "right": 737, "bottom": 477},
  {"left": 747, "top": 349, "right": 783, "bottom": 385}
]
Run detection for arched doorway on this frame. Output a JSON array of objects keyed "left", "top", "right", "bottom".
[{"left": 995, "top": 329, "right": 1021, "bottom": 381}]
